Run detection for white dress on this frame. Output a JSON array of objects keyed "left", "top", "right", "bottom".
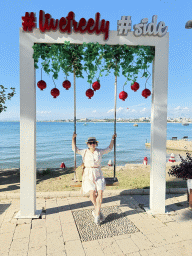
[{"left": 73, "top": 146, "right": 112, "bottom": 195}]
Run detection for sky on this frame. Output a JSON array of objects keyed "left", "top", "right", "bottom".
[{"left": 0, "top": 0, "right": 192, "bottom": 121}]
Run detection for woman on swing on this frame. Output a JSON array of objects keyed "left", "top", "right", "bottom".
[{"left": 72, "top": 132, "right": 117, "bottom": 225}]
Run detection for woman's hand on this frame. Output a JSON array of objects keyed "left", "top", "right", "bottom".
[
  {"left": 73, "top": 132, "right": 77, "bottom": 139},
  {"left": 72, "top": 132, "right": 77, "bottom": 150},
  {"left": 112, "top": 133, "right": 117, "bottom": 140}
]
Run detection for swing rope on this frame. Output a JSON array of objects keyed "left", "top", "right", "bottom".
[
  {"left": 114, "top": 75, "right": 117, "bottom": 179},
  {"left": 74, "top": 70, "right": 77, "bottom": 181},
  {"left": 72, "top": 74, "right": 117, "bottom": 183}
]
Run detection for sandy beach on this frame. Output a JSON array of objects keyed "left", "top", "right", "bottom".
[
  {"left": 0, "top": 161, "right": 187, "bottom": 194},
  {"left": 146, "top": 139, "right": 192, "bottom": 151}
]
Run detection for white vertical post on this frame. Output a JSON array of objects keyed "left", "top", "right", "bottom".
[
  {"left": 149, "top": 40, "right": 169, "bottom": 214},
  {"left": 15, "top": 30, "right": 41, "bottom": 218}
]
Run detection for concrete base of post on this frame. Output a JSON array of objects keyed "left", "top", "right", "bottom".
[{"left": 144, "top": 207, "right": 170, "bottom": 215}]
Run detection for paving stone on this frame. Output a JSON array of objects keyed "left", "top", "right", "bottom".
[
  {"left": 47, "top": 251, "right": 67, "bottom": 256},
  {"left": 17, "top": 219, "right": 31, "bottom": 224},
  {"left": 166, "top": 222, "right": 192, "bottom": 238},
  {"left": 0, "top": 232, "right": 13, "bottom": 254},
  {"left": 46, "top": 232, "right": 65, "bottom": 252},
  {"left": 97, "top": 237, "right": 124, "bottom": 256},
  {"left": 65, "top": 240, "right": 86, "bottom": 256},
  {"left": 13, "top": 223, "right": 31, "bottom": 239},
  {"left": 28, "top": 245, "right": 47, "bottom": 256},
  {"left": 9, "top": 237, "right": 29, "bottom": 252},
  {"left": 154, "top": 226, "right": 184, "bottom": 244},
  {"left": 144, "top": 232, "right": 168, "bottom": 247},
  {"left": 126, "top": 252, "right": 141, "bottom": 256},
  {"left": 115, "top": 236, "right": 140, "bottom": 254},
  {"left": 130, "top": 232, "right": 154, "bottom": 251},
  {"left": 145, "top": 245, "right": 171, "bottom": 255},
  {"left": 0, "top": 222, "right": 16, "bottom": 234},
  {"left": 61, "top": 221, "right": 80, "bottom": 241},
  {"left": 138, "top": 250, "right": 150, "bottom": 256},
  {"left": 59, "top": 210, "right": 74, "bottom": 223},
  {"left": 47, "top": 238, "right": 65, "bottom": 255},
  {"left": 82, "top": 240, "right": 105, "bottom": 256},
  {"left": 9, "top": 250, "right": 28, "bottom": 256},
  {"left": 1, "top": 194, "right": 192, "bottom": 256},
  {"left": 29, "top": 229, "right": 46, "bottom": 249},
  {"left": 31, "top": 218, "right": 46, "bottom": 229}
]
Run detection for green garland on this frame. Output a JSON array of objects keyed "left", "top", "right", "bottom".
[{"left": 32, "top": 41, "right": 155, "bottom": 86}]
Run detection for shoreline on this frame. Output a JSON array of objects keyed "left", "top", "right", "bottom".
[
  {"left": 0, "top": 121, "right": 191, "bottom": 124},
  {"left": 0, "top": 161, "right": 182, "bottom": 172}
]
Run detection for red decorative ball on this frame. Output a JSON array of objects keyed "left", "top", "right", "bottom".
[
  {"left": 62, "top": 80, "right": 71, "bottom": 90},
  {"left": 51, "top": 88, "right": 60, "bottom": 98},
  {"left": 119, "top": 91, "right": 128, "bottom": 101},
  {"left": 37, "top": 80, "right": 46, "bottom": 91},
  {"left": 86, "top": 89, "right": 94, "bottom": 99},
  {"left": 92, "top": 81, "right": 100, "bottom": 91},
  {"left": 131, "top": 82, "right": 140, "bottom": 92},
  {"left": 142, "top": 89, "right": 151, "bottom": 98}
]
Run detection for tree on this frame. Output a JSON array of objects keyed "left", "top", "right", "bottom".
[{"left": 0, "top": 85, "right": 16, "bottom": 114}]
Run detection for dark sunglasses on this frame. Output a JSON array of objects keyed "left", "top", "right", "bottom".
[{"left": 89, "top": 141, "right": 96, "bottom": 145}]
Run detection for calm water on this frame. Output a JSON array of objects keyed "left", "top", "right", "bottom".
[{"left": 0, "top": 122, "right": 192, "bottom": 169}]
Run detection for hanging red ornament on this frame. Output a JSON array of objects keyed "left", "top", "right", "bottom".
[
  {"left": 37, "top": 80, "right": 46, "bottom": 91},
  {"left": 142, "top": 89, "right": 151, "bottom": 98},
  {"left": 37, "top": 68, "right": 46, "bottom": 90},
  {"left": 86, "top": 88, "right": 94, "bottom": 99},
  {"left": 51, "top": 88, "right": 60, "bottom": 98},
  {"left": 62, "top": 80, "right": 71, "bottom": 90},
  {"left": 119, "top": 91, "right": 128, "bottom": 101},
  {"left": 131, "top": 82, "right": 140, "bottom": 92},
  {"left": 92, "top": 81, "right": 100, "bottom": 91}
]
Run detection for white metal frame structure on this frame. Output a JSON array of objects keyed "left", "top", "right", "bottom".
[{"left": 16, "top": 27, "right": 169, "bottom": 218}]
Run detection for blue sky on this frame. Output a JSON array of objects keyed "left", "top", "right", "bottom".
[{"left": 0, "top": 0, "right": 192, "bottom": 121}]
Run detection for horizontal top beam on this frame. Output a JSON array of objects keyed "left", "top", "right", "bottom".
[{"left": 20, "top": 28, "right": 169, "bottom": 47}]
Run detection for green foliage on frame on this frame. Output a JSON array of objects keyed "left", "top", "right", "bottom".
[{"left": 32, "top": 41, "right": 155, "bottom": 85}]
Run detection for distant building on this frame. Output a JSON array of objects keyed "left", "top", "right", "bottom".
[
  {"left": 79, "top": 118, "right": 89, "bottom": 122},
  {"left": 97, "top": 119, "right": 107, "bottom": 122}
]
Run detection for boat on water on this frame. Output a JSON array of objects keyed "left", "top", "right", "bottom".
[
  {"left": 83, "top": 123, "right": 87, "bottom": 126},
  {"left": 182, "top": 122, "right": 189, "bottom": 126},
  {"left": 133, "top": 123, "right": 138, "bottom": 127}
]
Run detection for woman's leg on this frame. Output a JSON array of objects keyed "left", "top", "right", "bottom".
[
  {"left": 95, "top": 190, "right": 103, "bottom": 216},
  {"left": 89, "top": 190, "right": 97, "bottom": 210}
]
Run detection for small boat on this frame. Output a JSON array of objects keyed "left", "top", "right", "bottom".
[
  {"left": 133, "top": 123, "right": 138, "bottom": 127},
  {"left": 182, "top": 122, "right": 189, "bottom": 126},
  {"left": 83, "top": 123, "right": 87, "bottom": 126}
]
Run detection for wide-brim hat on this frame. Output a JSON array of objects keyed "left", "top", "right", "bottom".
[{"left": 86, "top": 137, "right": 99, "bottom": 144}]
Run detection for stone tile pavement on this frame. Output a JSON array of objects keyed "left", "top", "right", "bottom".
[{"left": 0, "top": 193, "right": 192, "bottom": 256}]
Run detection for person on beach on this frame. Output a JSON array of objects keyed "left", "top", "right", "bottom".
[{"left": 72, "top": 132, "right": 117, "bottom": 225}]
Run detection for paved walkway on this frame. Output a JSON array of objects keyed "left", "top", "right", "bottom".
[{"left": 0, "top": 191, "right": 192, "bottom": 256}]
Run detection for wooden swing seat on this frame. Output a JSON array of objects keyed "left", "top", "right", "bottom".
[{"left": 70, "top": 177, "right": 119, "bottom": 187}]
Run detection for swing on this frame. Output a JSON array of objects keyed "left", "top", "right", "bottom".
[{"left": 70, "top": 73, "right": 119, "bottom": 187}]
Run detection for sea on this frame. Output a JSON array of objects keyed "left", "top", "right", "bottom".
[{"left": 0, "top": 122, "right": 192, "bottom": 169}]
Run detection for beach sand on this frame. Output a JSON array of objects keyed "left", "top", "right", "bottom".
[{"left": 146, "top": 139, "right": 192, "bottom": 151}]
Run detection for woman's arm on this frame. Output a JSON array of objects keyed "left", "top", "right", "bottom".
[
  {"left": 72, "top": 132, "right": 77, "bottom": 151},
  {"left": 109, "top": 133, "right": 117, "bottom": 150}
]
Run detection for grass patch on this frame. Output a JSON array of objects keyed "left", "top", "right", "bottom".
[
  {"left": 35, "top": 165, "right": 187, "bottom": 192},
  {"left": 0, "top": 165, "right": 187, "bottom": 193}
]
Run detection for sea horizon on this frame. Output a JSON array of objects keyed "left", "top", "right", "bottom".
[{"left": 1, "top": 122, "right": 191, "bottom": 169}]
